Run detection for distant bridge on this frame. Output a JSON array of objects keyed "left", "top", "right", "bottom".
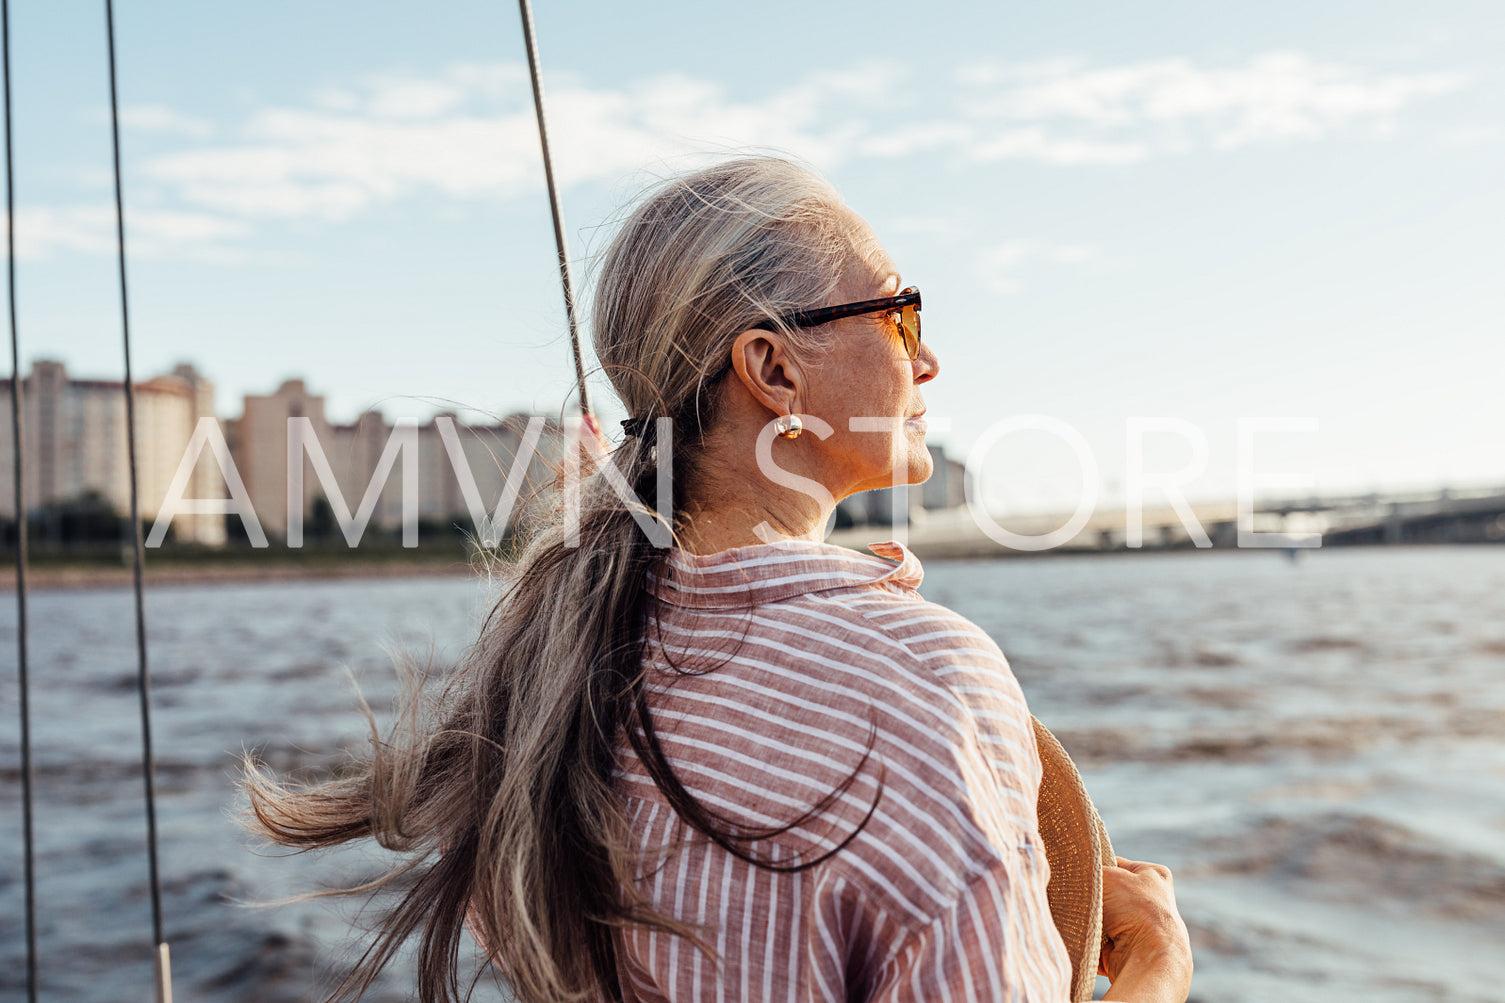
[
  {"left": 1311, "top": 487, "right": 1505, "bottom": 546},
  {"left": 829, "top": 485, "right": 1505, "bottom": 557}
]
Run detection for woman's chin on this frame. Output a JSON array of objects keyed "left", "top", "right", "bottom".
[
  {"left": 909, "top": 453, "right": 935, "bottom": 485},
  {"left": 906, "top": 430, "right": 934, "bottom": 479},
  {"left": 888, "top": 449, "right": 933, "bottom": 488}
]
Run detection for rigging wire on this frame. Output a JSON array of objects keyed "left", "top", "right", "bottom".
[
  {"left": 517, "top": 0, "right": 591, "bottom": 418},
  {"left": 102, "top": 1, "right": 173, "bottom": 999},
  {"left": 3, "top": 6, "right": 587, "bottom": 1001},
  {"left": 2, "top": 0, "right": 39, "bottom": 998}
]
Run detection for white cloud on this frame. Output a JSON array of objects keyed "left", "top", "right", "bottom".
[
  {"left": 365, "top": 78, "right": 469, "bottom": 119},
  {"left": 957, "top": 51, "right": 1464, "bottom": 155},
  {"left": 859, "top": 122, "right": 975, "bottom": 157},
  {"left": 312, "top": 88, "right": 361, "bottom": 113},
  {"left": 973, "top": 128, "right": 1150, "bottom": 165},
  {"left": 886, "top": 214, "right": 966, "bottom": 237},
  {"left": 1046, "top": 244, "right": 1098, "bottom": 265},
  {"left": 32, "top": 50, "right": 1467, "bottom": 254},
  {"left": 977, "top": 239, "right": 1099, "bottom": 296},
  {"left": 148, "top": 108, "right": 540, "bottom": 220},
  {"left": 145, "top": 52, "right": 1459, "bottom": 221},
  {"left": 6, "top": 205, "right": 249, "bottom": 259},
  {"left": 1434, "top": 123, "right": 1501, "bottom": 148},
  {"left": 137, "top": 65, "right": 868, "bottom": 222},
  {"left": 120, "top": 104, "right": 214, "bottom": 138}
]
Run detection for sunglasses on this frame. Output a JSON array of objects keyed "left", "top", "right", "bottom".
[
  {"left": 770, "top": 283, "right": 921, "bottom": 356},
  {"left": 708, "top": 285, "right": 923, "bottom": 382},
  {"left": 766, "top": 285, "right": 922, "bottom": 360}
]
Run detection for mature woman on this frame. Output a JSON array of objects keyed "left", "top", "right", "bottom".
[{"left": 244, "top": 156, "right": 1193, "bottom": 1002}]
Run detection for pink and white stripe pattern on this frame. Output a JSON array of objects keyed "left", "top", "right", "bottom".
[{"left": 610, "top": 538, "right": 1072, "bottom": 1002}]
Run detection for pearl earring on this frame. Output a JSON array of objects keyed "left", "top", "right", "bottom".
[{"left": 774, "top": 414, "right": 803, "bottom": 440}]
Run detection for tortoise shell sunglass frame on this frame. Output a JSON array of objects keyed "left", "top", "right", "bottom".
[
  {"left": 770, "top": 284, "right": 922, "bottom": 360},
  {"left": 707, "top": 285, "right": 923, "bottom": 383}
]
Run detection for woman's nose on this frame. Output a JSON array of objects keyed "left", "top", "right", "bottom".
[{"left": 913, "top": 340, "right": 939, "bottom": 385}]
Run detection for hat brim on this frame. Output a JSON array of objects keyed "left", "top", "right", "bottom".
[{"left": 1033, "top": 716, "right": 1115, "bottom": 1003}]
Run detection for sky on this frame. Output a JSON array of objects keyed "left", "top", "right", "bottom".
[{"left": 3, "top": 0, "right": 1502, "bottom": 513}]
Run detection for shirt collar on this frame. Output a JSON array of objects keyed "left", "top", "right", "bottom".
[{"left": 650, "top": 537, "right": 924, "bottom": 609}]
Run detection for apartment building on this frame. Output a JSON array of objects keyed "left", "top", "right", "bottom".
[
  {"left": 1, "top": 362, "right": 560, "bottom": 548},
  {"left": 0, "top": 359, "right": 226, "bottom": 545},
  {"left": 227, "top": 378, "right": 559, "bottom": 544}
]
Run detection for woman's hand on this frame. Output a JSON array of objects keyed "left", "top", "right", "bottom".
[{"left": 1099, "top": 856, "right": 1193, "bottom": 1002}]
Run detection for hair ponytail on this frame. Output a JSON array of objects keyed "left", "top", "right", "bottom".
[{"left": 241, "top": 156, "right": 880, "bottom": 1002}]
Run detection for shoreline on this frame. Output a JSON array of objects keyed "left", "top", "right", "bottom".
[
  {"left": 2, "top": 539, "right": 1482, "bottom": 592},
  {"left": 1, "top": 556, "right": 488, "bottom": 592}
]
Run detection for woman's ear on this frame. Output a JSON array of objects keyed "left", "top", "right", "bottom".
[{"left": 729, "top": 328, "right": 804, "bottom": 416}]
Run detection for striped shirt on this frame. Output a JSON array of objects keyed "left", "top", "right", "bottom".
[{"left": 611, "top": 538, "right": 1072, "bottom": 1002}]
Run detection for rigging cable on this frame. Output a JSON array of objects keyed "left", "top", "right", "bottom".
[
  {"left": 102, "top": 2, "right": 173, "bottom": 1000},
  {"left": 2, "top": 0, "right": 39, "bottom": 998},
  {"left": 517, "top": 0, "right": 591, "bottom": 418}
]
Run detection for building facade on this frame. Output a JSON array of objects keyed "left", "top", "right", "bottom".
[
  {"left": 227, "top": 378, "right": 559, "bottom": 545},
  {"left": 2, "top": 359, "right": 957, "bottom": 548},
  {"left": 1, "top": 363, "right": 562, "bottom": 549},
  {"left": 0, "top": 360, "right": 226, "bottom": 545}
]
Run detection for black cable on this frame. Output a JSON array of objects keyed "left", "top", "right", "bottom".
[
  {"left": 102, "top": 2, "right": 172, "bottom": 998},
  {"left": 517, "top": 0, "right": 590, "bottom": 418},
  {"left": 2, "top": 0, "right": 39, "bottom": 998}
]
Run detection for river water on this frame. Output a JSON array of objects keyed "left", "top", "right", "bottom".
[{"left": 1, "top": 546, "right": 1502, "bottom": 1002}]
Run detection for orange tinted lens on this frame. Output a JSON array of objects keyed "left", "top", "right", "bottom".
[{"left": 898, "top": 304, "right": 920, "bottom": 358}]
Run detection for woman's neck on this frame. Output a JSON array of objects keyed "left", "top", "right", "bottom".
[{"left": 674, "top": 442, "right": 836, "bottom": 555}]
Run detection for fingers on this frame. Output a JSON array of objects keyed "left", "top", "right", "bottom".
[
  {"left": 1098, "top": 857, "right": 1192, "bottom": 988},
  {"left": 1111, "top": 857, "right": 1175, "bottom": 882}
]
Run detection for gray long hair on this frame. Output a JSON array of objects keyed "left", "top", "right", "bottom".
[{"left": 240, "top": 156, "right": 872, "bottom": 1003}]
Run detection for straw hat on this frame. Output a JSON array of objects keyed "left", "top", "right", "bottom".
[{"left": 1032, "top": 716, "right": 1115, "bottom": 1003}]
